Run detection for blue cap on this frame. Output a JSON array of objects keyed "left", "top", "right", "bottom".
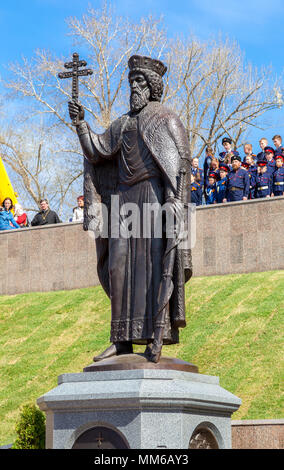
[{"left": 219, "top": 163, "right": 229, "bottom": 172}]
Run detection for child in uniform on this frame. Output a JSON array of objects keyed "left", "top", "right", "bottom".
[
  {"left": 264, "top": 146, "right": 276, "bottom": 182},
  {"left": 255, "top": 160, "right": 271, "bottom": 198},
  {"left": 219, "top": 137, "right": 239, "bottom": 165},
  {"left": 205, "top": 173, "right": 217, "bottom": 205},
  {"left": 190, "top": 173, "right": 202, "bottom": 206},
  {"left": 244, "top": 155, "right": 257, "bottom": 199},
  {"left": 243, "top": 143, "right": 256, "bottom": 164},
  {"left": 216, "top": 164, "right": 229, "bottom": 203},
  {"left": 272, "top": 155, "right": 284, "bottom": 197}
]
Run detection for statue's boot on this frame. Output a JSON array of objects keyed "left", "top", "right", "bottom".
[
  {"left": 93, "top": 341, "right": 133, "bottom": 362},
  {"left": 144, "top": 341, "right": 153, "bottom": 359},
  {"left": 144, "top": 339, "right": 162, "bottom": 363}
]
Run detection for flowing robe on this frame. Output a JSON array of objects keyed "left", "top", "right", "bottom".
[{"left": 77, "top": 101, "right": 192, "bottom": 345}]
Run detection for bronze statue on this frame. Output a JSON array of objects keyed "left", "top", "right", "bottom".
[{"left": 66, "top": 54, "right": 192, "bottom": 363}]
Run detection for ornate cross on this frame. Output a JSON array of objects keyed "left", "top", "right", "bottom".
[{"left": 58, "top": 52, "right": 93, "bottom": 124}]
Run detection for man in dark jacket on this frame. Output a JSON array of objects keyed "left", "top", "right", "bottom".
[
  {"left": 31, "top": 199, "right": 61, "bottom": 226},
  {"left": 223, "top": 155, "right": 250, "bottom": 202}
]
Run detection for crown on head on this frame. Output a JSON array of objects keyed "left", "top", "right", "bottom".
[{"left": 128, "top": 55, "right": 167, "bottom": 77}]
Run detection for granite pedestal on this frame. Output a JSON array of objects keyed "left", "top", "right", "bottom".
[{"left": 37, "top": 355, "right": 241, "bottom": 449}]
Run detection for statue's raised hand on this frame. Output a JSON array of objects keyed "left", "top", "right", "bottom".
[{"left": 68, "top": 101, "right": 85, "bottom": 124}]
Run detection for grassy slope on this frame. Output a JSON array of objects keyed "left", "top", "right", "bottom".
[{"left": 0, "top": 270, "right": 283, "bottom": 445}]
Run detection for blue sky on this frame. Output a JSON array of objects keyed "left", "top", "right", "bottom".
[
  {"left": 1, "top": 0, "right": 284, "bottom": 150},
  {"left": 1, "top": 0, "right": 284, "bottom": 70}
]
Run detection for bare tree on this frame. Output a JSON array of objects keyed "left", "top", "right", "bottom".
[
  {"left": 2, "top": 1, "right": 282, "bottom": 213},
  {"left": 163, "top": 36, "right": 283, "bottom": 156},
  {"left": 66, "top": 2, "right": 167, "bottom": 129},
  {"left": 5, "top": 2, "right": 166, "bottom": 131},
  {"left": 2, "top": 2, "right": 167, "bottom": 215},
  {"left": 0, "top": 124, "right": 83, "bottom": 216}
]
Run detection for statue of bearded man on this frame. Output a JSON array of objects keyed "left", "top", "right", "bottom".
[{"left": 68, "top": 55, "right": 192, "bottom": 363}]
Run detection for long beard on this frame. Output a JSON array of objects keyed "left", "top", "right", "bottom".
[{"left": 130, "top": 87, "right": 150, "bottom": 112}]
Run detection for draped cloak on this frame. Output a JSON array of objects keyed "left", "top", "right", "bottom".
[{"left": 78, "top": 101, "right": 192, "bottom": 345}]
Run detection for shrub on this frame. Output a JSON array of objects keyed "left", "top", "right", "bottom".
[{"left": 12, "top": 403, "right": 45, "bottom": 449}]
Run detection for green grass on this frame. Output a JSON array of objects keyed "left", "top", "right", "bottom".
[{"left": 0, "top": 270, "right": 283, "bottom": 445}]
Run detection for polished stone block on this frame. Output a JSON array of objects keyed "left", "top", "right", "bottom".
[{"left": 37, "top": 357, "right": 241, "bottom": 449}]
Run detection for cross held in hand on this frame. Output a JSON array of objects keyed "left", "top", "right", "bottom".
[{"left": 58, "top": 52, "right": 93, "bottom": 109}]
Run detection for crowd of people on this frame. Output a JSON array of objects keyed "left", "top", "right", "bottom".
[
  {"left": 191, "top": 135, "right": 284, "bottom": 205},
  {"left": 0, "top": 196, "right": 85, "bottom": 231},
  {"left": 1, "top": 135, "right": 283, "bottom": 231}
]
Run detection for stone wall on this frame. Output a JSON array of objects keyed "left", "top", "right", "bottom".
[
  {"left": 192, "top": 195, "right": 284, "bottom": 277},
  {"left": 0, "top": 195, "right": 283, "bottom": 296},
  {"left": 232, "top": 419, "right": 284, "bottom": 449},
  {"left": 0, "top": 222, "right": 99, "bottom": 295}
]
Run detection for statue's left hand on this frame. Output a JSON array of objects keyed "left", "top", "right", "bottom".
[{"left": 165, "top": 198, "right": 184, "bottom": 238}]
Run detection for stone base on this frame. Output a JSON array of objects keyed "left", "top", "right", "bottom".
[
  {"left": 37, "top": 355, "right": 241, "bottom": 449},
  {"left": 83, "top": 353, "right": 198, "bottom": 373}
]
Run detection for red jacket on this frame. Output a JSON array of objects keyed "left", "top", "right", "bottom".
[{"left": 15, "top": 213, "right": 27, "bottom": 226}]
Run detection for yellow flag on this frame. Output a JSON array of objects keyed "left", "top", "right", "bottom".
[{"left": 0, "top": 157, "right": 18, "bottom": 211}]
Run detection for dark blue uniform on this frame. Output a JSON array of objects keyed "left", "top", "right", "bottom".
[
  {"left": 216, "top": 177, "right": 227, "bottom": 203},
  {"left": 203, "top": 156, "right": 212, "bottom": 183},
  {"left": 263, "top": 147, "right": 276, "bottom": 184},
  {"left": 191, "top": 167, "right": 204, "bottom": 185},
  {"left": 205, "top": 184, "right": 216, "bottom": 204},
  {"left": 247, "top": 165, "right": 257, "bottom": 199},
  {"left": 266, "top": 160, "right": 276, "bottom": 194},
  {"left": 226, "top": 167, "right": 250, "bottom": 201},
  {"left": 273, "top": 167, "right": 284, "bottom": 196},
  {"left": 255, "top": 172, "right": 271, "bottom": 198},
  {"left": 266, "top": 159, "right": 276, "bottom": 178},
  {"left": 256, "top": 150, "right": 265, "bottom": 162},
  {"left": 274, "top": 147, "right": 283, "bottom": 157},
  {"left": 191, "top": 181, "right": 203, "bottom": 205}
]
